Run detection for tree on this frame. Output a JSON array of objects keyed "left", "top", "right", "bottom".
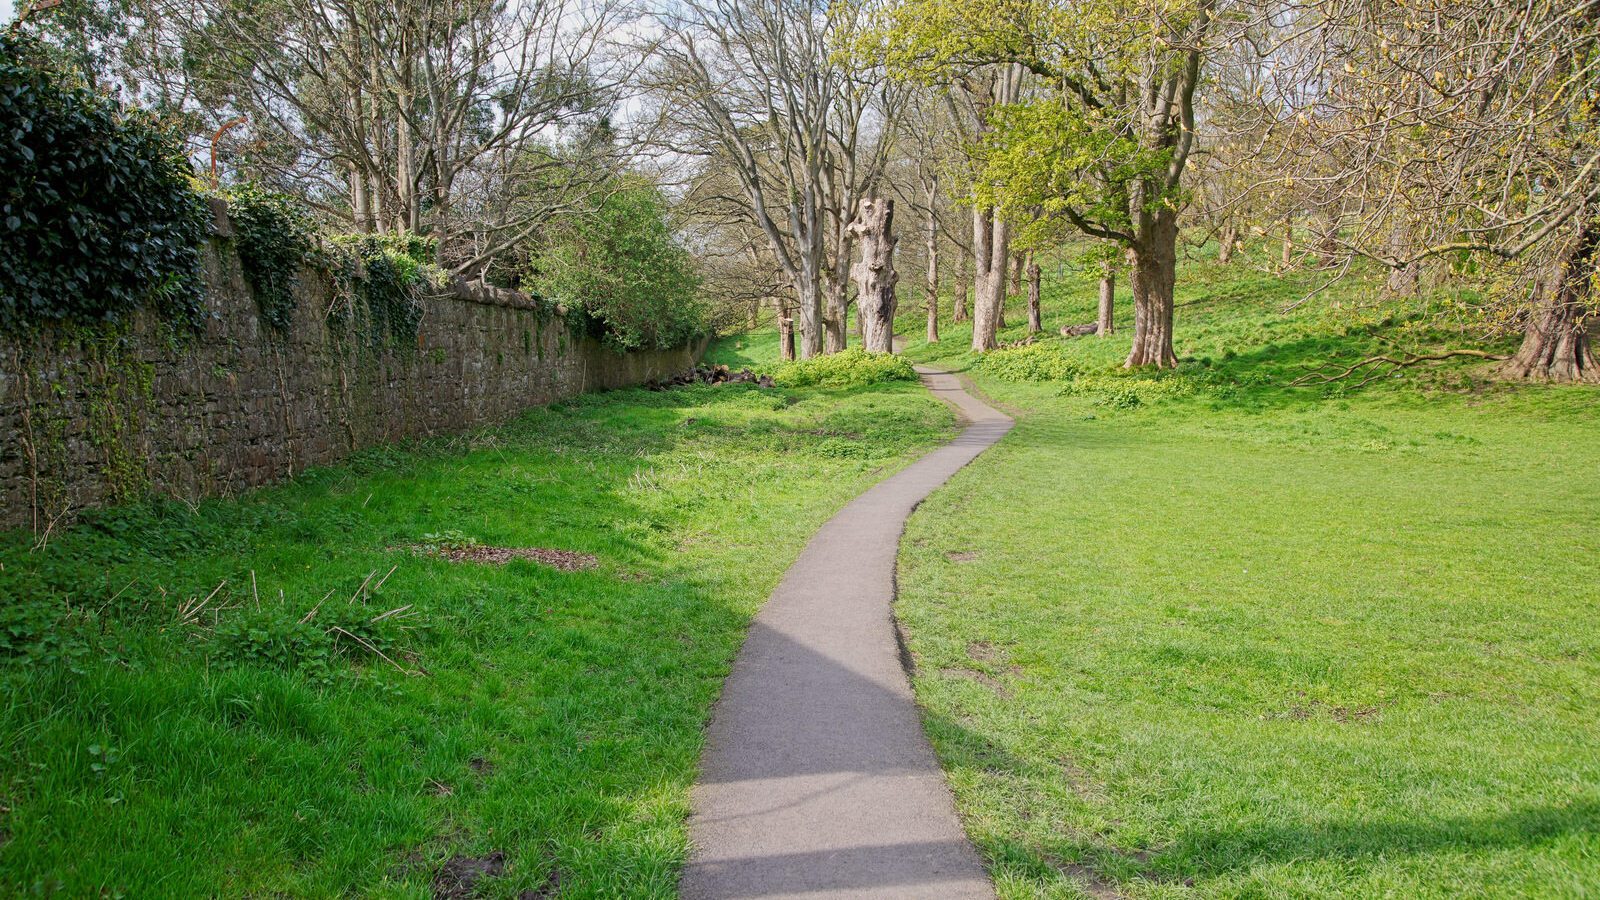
[
  {"left": 1249, "top": 0, "right": 1600, "bottom": 382},
  {"left": 878, "top": 0, "right": 1234, "bottom": 365},
  {"left": 645, "top": 0, "right": 899, "bottom": 358},
  {"left": 530, "top": 176, "right": 704, "bottom": 351},
  {"left": 124, "top": 0, "right": 620, "bottom": 273},
  {"left": 849, "top": 197, "right": 899, "bottom": 351}
]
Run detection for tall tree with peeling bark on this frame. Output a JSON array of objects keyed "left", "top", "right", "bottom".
[
  {"left": 849, "top": 198, "right": 899, "bottom": 352},
  {"left": 876, "top": 0, "right": 1233, "bottom": 365}
]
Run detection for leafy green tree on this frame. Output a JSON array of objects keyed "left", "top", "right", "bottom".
[
  {"left": 531, "top": 178, "right": 706, "bottom": 352},
  {"left": 877, "top": 0, "right": 1230, "bottom": 366}
]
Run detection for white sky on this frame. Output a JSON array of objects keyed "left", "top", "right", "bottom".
[{"left": 1, "top": 1, "right": 17, "bottom": 21}]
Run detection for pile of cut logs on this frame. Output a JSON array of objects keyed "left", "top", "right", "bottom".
[{"left": 647, "top": 365, "right": 775, "bottom": 390}]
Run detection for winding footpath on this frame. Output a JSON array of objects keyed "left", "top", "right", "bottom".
[{"left": 680, "top": 365, "right": 1013, "bottom": 899}]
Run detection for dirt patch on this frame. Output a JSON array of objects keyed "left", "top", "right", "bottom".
[
  {"left": 945, "top": 550, "right": 980, "bottom": 563},
  {"left": 428, "top": 546, "right": 598, "bottom": 571},
  {"left": 938, "top": 666, "right": 1011, "bottom": 699},
  {"left": 468, "top": 756, "right": 494, "bottom": 776},
  {"left": 1267, "top": 697, "right": 1385, "bottom": 724},
  {"left": 965, "top": 640, "right": 1001, "bottom": 662},
  {"left": 432, "top": 850, "right": 506, "bottom": 899}
]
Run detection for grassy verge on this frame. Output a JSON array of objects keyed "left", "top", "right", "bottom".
[
  {"left": 894, "top": 249, "right": 1600, "bottom": 896},
  {"left": 0, "top": 380, "right": 953, "bottom": 897}
]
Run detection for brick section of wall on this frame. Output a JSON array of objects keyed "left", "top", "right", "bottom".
[{"left": 0, "top": 228, "right": 703, "bottom": 532}]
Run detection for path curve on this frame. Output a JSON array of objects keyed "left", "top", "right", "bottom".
[{"left": 680, "top": 365, "right": 1013, "bottom": 899}]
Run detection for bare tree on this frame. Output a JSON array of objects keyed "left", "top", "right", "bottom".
[
  {"left": 1246, "top": 0, "right": 1600, "bottom": 381},
  {"left": 149, "top": 0, "right": 623, "bottom": 272},
  {"left": 644, "top": 0, "right": 899, "bottom": 357}
]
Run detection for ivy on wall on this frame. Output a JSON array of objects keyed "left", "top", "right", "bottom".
[
  {"left": 0, "top": 31, "right": 209, "bottom": 333},
  {"left": 221, "top": 183, "right": 313, "bottom": 334},
  {"left": 325, "top": 233, "right": 438, "bottom": 347}
]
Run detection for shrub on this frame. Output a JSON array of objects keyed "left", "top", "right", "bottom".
[
  {"left": 531, "top": 176, "right": 707, "bottom": 351},
  {"left": 1059, "top": 375, "right": 1195, "bottom": 407},
  {"left": 770, "top": 348, "right": 917, "bottom": 389},
  {"left": 978, "top": 341, "right": 1085, "bottom": 382},
  {"left": 0, "top": 31, "right": 209, "bottom": 333}
]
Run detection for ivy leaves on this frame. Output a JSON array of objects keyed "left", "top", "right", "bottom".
[
  {"left": 0, "top": 32, "right": 208, "bottom": 333},
  {"left": 222, "top": 183, "right": 314, "bottom": 334}
]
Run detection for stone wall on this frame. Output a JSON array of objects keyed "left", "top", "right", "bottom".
[{"left": 0, "top": 219, "right": 704, "bottom": 533}]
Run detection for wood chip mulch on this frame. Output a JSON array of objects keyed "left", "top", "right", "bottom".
[{"left": 427, "top": 546, "right": 599, "bottom": 570}]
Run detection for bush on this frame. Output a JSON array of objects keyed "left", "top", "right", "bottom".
[
  {"left": 0, "top": 31, "right": 209, "bottom": 332},
  {"left": 977, "top": 341, "right": 1085, "bottom": 382},
  {"left": 770, "top": 348, "right": 917, "bottom": 389},
  {"left": 531, "top": 176, "right": 707, "bottom": 351}
]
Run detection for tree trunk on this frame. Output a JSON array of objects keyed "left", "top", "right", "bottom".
[
  {"left": 925, "top": 204, "right": 940, "bottom": 344},
  {"left": 1126, "top": 211, "right": 1179, "bottom": 368},
  {"left": 1384, "top": 226, "right": 1420, "bottom": 297},
  {"left": 1501, "top": 219, "right": 1600, "bottom": 383},
  {"left": 794, "top": 269, "right": 824, "bottom": 359},
  {"left": 972, "top": 206, "right": 998, "bottom": 350},
  {"left": 824, "top": 275, "right": 849, "bottom": 353},
  {"left": 1026, "top": 253, "right": 1042, "bottom": 333},
  {"left": 1281, "top": 215, "right": 1294, "bottom": 270},
  {"left": 1009, "top": 251, "right": 1024, "bottom": 296},
  {"left": 953, "top": 253, "right": 969, "bottom": 323},
  {"left": 778, "top": 313, "right": 796, "bottom": 361},
  {"left": 850, "top": 198, "right": 899, "bottom": 353},
  {"left": 1217, "top": 223, "right": 1236, "bottom": 264},
  {"left": 1098, "top": 262, "right": 1116, "bottom": 336},
  {"left": 971, "top": 209, "right": 1011, "bottom": 351}
]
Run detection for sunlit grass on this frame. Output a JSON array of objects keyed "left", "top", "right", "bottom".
[
  {"left": 0, "top": 381, "right": 954, "bottom": 896},
  {"left": 894, "top": 245, "right": 1600, "bottom": 897}
]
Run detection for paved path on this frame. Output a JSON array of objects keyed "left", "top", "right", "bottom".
[{"left": 680, "top": 365, "right": 1013, "bottom": 899}]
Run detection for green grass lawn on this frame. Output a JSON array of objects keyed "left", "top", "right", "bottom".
[
  {"left": 0, "top": 380, "right": 953, "bottom": 897},
  {"left": 893, "top": 248, "right": 1600, "bottom": 896}
]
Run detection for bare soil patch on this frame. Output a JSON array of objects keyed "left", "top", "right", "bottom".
[{"left": 426, "top": 546, "right": 598, "bottom": 570}]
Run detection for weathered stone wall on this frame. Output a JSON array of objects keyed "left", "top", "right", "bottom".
[{"left": 0, "top": 223, "right": 704, "bottom": 533}]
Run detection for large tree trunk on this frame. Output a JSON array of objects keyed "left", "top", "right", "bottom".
[
  {"left": 1126, "top": 211, "right": 1179, "bottom": 368},
  {"left": 794, "top": 269, "right": 824, "bottom": 359},
  {"left": 1501, "top": 219, "right": 1600, "bottom": 383},
  {"left": 1009, "top": 251, "right": 1024, "bottom": 296},
  {"left": 925, "top": 204, "right": 940, "bottom": 343},
  {"left": 850, "top": 198, "right": 899, "bottom": 353},
  {"left": 953, "top": 253, "right": 969, "bottom": 323},
  {"left": 1025, "top": 253, "right": 1042, "bottom": 333},
  {"left": 974, "top": 208, "right": 1010, "bottom": 343},
  {"left": 1098, "top": 262, "right": 1116, "bottom": 336},
  {"left": 824, "top": 275, "right": 849, "bottom": 353},
  {"left": 1217, "top": 222, "right": 1236, "bottom": 264}
]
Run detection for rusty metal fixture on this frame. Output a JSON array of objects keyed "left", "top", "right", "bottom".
[{"left": 209, "top": 116, "right": 248, "bottom": 185}]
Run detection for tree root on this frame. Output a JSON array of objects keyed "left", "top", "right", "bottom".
[{"left": 1291, "top": 349, "right": 1509, "bottom": 388}]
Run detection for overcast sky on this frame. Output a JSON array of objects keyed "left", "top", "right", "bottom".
[{"left": 2, "top": 2, "right": 17, "bottom": 22}]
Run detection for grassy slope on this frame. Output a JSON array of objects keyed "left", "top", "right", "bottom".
[
  {"left": 0, "top": 381, "right": 953, "bottom": 897},
  {"left": 895, "top": 249, "right": 1600, "bottom": 896}
]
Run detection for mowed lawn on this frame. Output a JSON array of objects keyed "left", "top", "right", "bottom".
[
  {"left": 895, "top": 253, "right": 1600, "bottom": 896},
  {"left": 0, "top": 381, "right": 952, "bottom": 897}
]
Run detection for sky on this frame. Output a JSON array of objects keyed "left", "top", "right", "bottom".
[{"left": 1, "top": 2, "right": 16, "bottom": 22}]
